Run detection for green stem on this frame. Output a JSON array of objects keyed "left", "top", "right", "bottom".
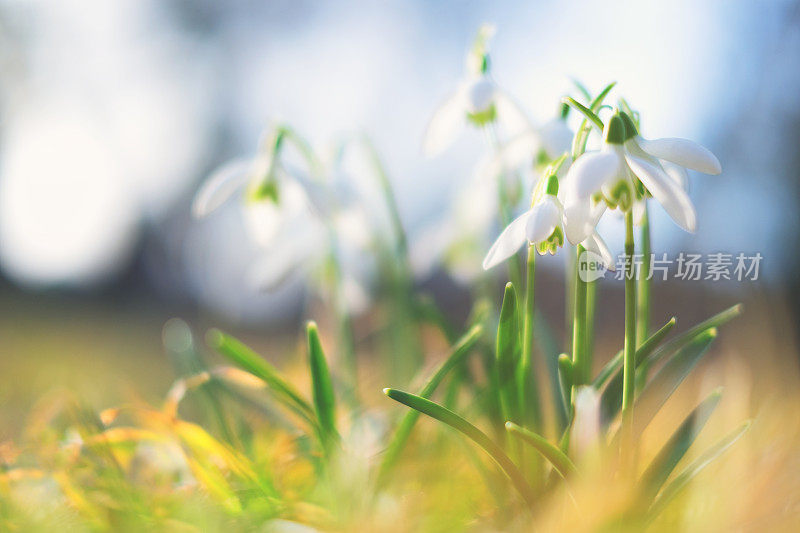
[
  {"left": 520, "top": 246, "right": 542, "bottom": 432},
  {"left": 622, "top": 211, "right": 637, "bottom": 447},
  {"left": 586, "top": 278, "right": 597, "bottom": 379},
  {"left": 571, "top": 245, "right": 588, "bottom": 396},
  {"left": 636, "top": 204, "right": 652, "bottom": 389}
]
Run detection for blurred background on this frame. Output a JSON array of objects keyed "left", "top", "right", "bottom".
[{"left": 0, "top": 0, "right": 798, "bottom": 430}]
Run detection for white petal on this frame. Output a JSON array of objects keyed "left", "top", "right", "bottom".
[
  {"left": 423, "top": 90, "right": 466, "bottom": 157},
  {"left": 525, "top": 196, "right": 561, "bottom": 244},
  {"left": 464, "top": 77, "right": 496, "bottom": 114},
  {"left": 279, "top": 162, "right": 330, "bottom": 217},
  {"left": 625, "top": 154, "right": 697, "bottom": 232},
  {"left": 493, "top": 131, "right": 539, "bottom": 172},
  {"left": 564, "top": 198, "right": 606, "bottom": 245},
  {"left": 247, "top": 245, "right": 308, "bottom": 291},
  {"left": 563, "top": 148, "right": 622, "bottom": 200},
  {"left": 539, "top": 118, "right": 574, "bottom": 160},
  {"left": 494, "top": 89, "right": 533, "bottom": 137},
  {"left": 581, "top": 231, "right": 615, "bottom": 271},
  {"left": 192, "top": 158, "right": 251, "bottom": 218},
  {"left": 638, "top": 137, "right": 721, "bottom": 175},
  {"left": 660, "top": 159, "right": 689, "bottom": 191},
  {"left": 571, "top": 386, "right": 601, "bottom": 458},
  {"left": 482, "top": 209, "right": 533, "bottom": 270},
  {"left": 341, "top": 275, "right": 371, "bottom": 315}
]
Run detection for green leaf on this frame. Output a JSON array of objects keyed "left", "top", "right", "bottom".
[
  {"left": 505, "top": 422, "right": 577, "bottom": 478},
  {"left": 594, "top": 316, "right": 676, "bottom": 390},
  {"left": 647, "top": 421, "right": 751, "bottom": 521},
  {"left": 307, "top": 322, "right": 338, "bottom": 450},
  {"left": 378, "top": 325, "right": 483, "bottom": 479},
  {"left": 628, "top": 329, "right": 718, "bottom": 437},
  {"left": 207, "top": 329, "right": 315, "bottom": 425},
  {"left": 597, "top": 304, "right": 742, "bottom": 427},
  {"left": 383, "top": 388, "right": 535, "bottom": 507},
  {"left": 496, "top": 283, "right": 521, "bottom": 425},
  {"left": 562, "top": 96, "right": 604, "bottom": 131},
  {"left": 557, "top": 353, "right": 573, "bottom": 415},
  {"left": 597, "top": 318, "right": 677, "bottom": 425},
  {"left": 647, "top": 305, "right": 742, "bottom": 369},
  {"left": 637, "top": 388, "right": 722, "bottom": 504},
  {"left": 589, "top": 81, "right": 616, "bottom": 111}
]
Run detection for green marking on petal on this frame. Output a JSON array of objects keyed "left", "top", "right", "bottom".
[
  {"left": 619, "top": 111, "right": 639, "bottom": 140},
  {"left": 603, "top": 114, "right": 627, "bottom": 145},
  {"left": 466, "top": 104, "right": 497, "bottom": 126}
]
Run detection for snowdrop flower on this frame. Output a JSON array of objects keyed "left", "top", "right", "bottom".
[
  {"left": 192, "top": 128, "right": 375, "bottom": 312},
  {"left": 423, "top": 24, "right": 529, "bottom": 156},
  {"left": 494, "top": 105, "right": 575, "bottom": 174},
  {"left": 192, "top": 126, "right": 326, "bottom": 248},
  {"left": 561, "top": 112, "right": 721, "bottom": 244},
  {"left": 482, "top": 175, "right": 613, "bottom": 271}
]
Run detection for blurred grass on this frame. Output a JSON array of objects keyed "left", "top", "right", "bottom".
[{"left": 0, "top": 283, "right": 797, "bottom": 530}]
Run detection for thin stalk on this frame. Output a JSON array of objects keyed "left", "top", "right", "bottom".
[
  {"left": 361, "top": 136, "right": 410, "bottom": 263},
  {"left": 520, "top": 247, "right": 542, "bottom": 432},
  {"left": 636, "top": 204, "right": 652, "bottom": 390},
  {"left": 586, "top": 278, "right": 597, "bottom": 378},
  {"left": 621, "top": 210, "right": 637, "bottom": 454},
  {"left": 571, "top": 245, "right": 588, "bottom": 399}
]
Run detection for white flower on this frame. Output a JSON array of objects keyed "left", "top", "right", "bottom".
[
  {"left": 562, "top": 112, "right": 721, "bottom": 243},
  {"left": 482, "top": 176, "right": 613, "bottom": 271},
  {"left": 192, "top": 127, "right": 326, "bottom": 248},
  {"left": 191, "top": 129, "right": 375, "bottom": 312},
  {"left": 497, "top": 115, "right": 574, "bottom": 169},
  {"left": 422, "top": 26, "right": 529, "bottom": 157}
]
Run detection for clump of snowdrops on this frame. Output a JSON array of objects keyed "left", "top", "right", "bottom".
[{"left": 1, "top": 24, "right": 797, "bottom": 533}]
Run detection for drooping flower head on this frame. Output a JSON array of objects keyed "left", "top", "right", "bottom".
[
  {"left": 423, "top": 24, "right": 529, "bottom": 156},
  {"left": 483, "top": 173, "right": 614, "bottom": 271},
  {"left": 562, "top": 110, "right": 721, "bottom": 244}
]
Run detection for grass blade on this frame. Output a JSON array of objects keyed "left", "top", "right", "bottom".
[
  {"left": 497, "top": 283, "right": 521, "bottom": 425},
  {"left": 593, "top": 317, "right": 676, "bottom": 390},
  {"left": 647, "top": 420, "right": 751, "bottom": 521},
  {"left": 307, "top": 321, "right": 338, "bottom": 450},
  {"left": 505, "top": 422, "right": 577, "bottom": 478},
  {"left": 383, "top": 388, "right": 536, "bottom": 507},
  {"left": 647, "top": 304, "right": 742, "bottom": 369},
  {"left": 378, "top": 325, "right": 483, "bottom": 480},
  {"left": 637, "top": 389, "right": 722, "bottom": 504},
  {"left": 207, "top": 329, "right": 315, "bottom": 425},
  {"left": 561, "top": 96, "right": 603, "bottom": 130},
  {"left": 571, "top": 78, "right": 592, "bottom": 101},
  {"left": 589, "top": 81, "right": 616, "bottom": 111},
  {"left": 629, "top": 329, "right": 717, "bottom": 437}
]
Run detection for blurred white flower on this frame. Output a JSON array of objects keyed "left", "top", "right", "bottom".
[
  {"left": 492, "top": 113, "right": 574, "bottom": 176},
  {"left": 571, "top": 386, "right": 602, "bottom": 460},
  {"left": 562, "top": 112, "right": 721, "bottom": 243},
  {"left": 423, "top": 24, "right": 530, "bottom": 156},
  {"left": 192, "top": 127, "right": 376, "bottom": 313}
]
